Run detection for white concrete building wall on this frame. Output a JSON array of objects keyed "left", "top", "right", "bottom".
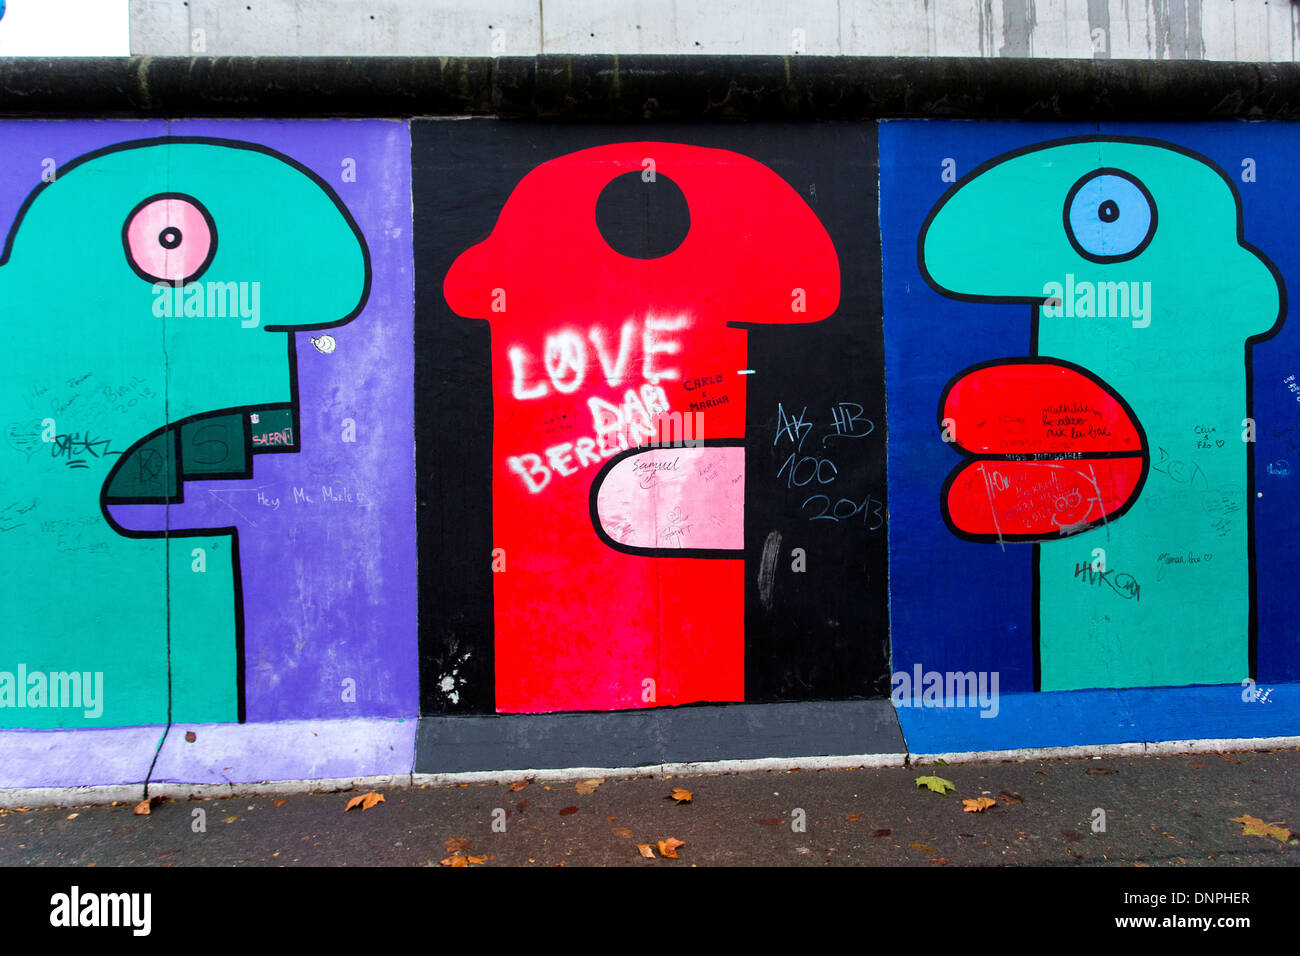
[
  {"left": 0, "top": 0, "right": 130, "bottom": 56},
  {"left": 128, "top": 0, "right": 1300, "bottom": 61}
]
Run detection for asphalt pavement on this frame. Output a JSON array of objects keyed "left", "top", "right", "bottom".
[{"left": 2, "top": 747, "right": 1297, "bottom": 867}]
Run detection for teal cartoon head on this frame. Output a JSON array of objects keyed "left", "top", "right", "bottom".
[
  {"left": 919, "top": 136, "right": 1285, "bottom": 692},
  {"left": 0, "top": 138, "right": 369, "bottom": 727},
  {"left": 2, "top": 138, "right": 368, "bottom": 514},
  {"left": 921, "top": 137, "right": 1281, "bottom": 341}
]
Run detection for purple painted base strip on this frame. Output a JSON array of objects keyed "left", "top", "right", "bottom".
[
  {"left": 0, "top": 726, "right": 164, "bottom": 788},
  {"left": 0, "top": 718, "right": 415, "bottom": 789}
]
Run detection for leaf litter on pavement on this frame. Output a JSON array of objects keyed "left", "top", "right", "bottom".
[
  {"left": 343, "top": 791, "right": 384, "bottom": 812},
  {"left": 914, "top": 775, "right": 956, "bottom": 795},
  {"left": 1230, "top": 814, "right": 1294, "bottom": 843}
]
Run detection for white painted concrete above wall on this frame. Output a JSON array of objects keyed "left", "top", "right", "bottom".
[
  {"left": 0, "top": 0, "right": 129, "bottom": 56},
  {"left": 128, "top": 0, "right": 1300, "bottom": 60}
]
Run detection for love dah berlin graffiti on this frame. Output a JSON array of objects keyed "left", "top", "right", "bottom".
[{"left": 2, "top": 118, "right": 1298, "bottom": 783}]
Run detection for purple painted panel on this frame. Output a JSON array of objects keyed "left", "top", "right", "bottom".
[
  {"left": 168, "top": 120, "right": 416, "bottom": 722},
  {"left": 2, "top": 120, "right": 416, "bottom": 731}
]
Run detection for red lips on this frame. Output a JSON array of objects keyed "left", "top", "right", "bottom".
[{"left": 939, "top": 360, "right": 1148, "bottom": 540}]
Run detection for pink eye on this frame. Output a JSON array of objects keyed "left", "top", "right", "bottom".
[{"left": 123, "top": 194, "right": 216, "bottom": 284}]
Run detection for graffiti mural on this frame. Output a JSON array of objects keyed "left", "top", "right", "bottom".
[
  {"left": 883, "top": 121, "right": 1300, "bottom": 751},
  {"left": 0, "top": 121, "right": 417, "bottom": 732},
  {"left": 920, "top": 137, "right": 1283, "bottom": 691},
  {"left": 6, "top": 115, "right": 1300, "bottom": 788},
  {"left": 415, "top": 122, "right": 891, "bottom": 719}
]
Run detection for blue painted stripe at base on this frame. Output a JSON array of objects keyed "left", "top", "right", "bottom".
[{"left": 898, "top": 682, "right": 1300, "bottom": 753}]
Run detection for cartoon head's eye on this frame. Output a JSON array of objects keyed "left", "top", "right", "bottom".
[
  {"left": 1063, "top": 170, "right": 1156, "bottom": 263},
  {"left": 596, "top": 171, "right": 690, "bottom": 259},
  {"left": 123, "top": 194, "right": 216, "bottom": 284}
]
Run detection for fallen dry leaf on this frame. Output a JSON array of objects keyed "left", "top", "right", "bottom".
[
  {"left": 1086, "top": 768, "right": 1117, "bottom": 775},
  {"left": 963, "top": 797, "right": 996, "bottom": 813},
  {"left": 998, "top": 791, "right": 1023, "bottom": 805},
  {"left": 845, "top": 814, "right": 862, "bottom": 822},
  {"left": 909, "top": 842, "right": 939, "bottom": 855},
  {"left": 575, "top": 779, "right": 604, "bottom": 795},
  {"left": 1189, "top": 761, "right": 1207, "bottom": 770},
  {"left": 637, "top": 844, "right": 655, "bottom": 858},
  {"left": 873, "top": 828, "right": 891, "bottom": 838},
  {"left": 757, "top": 817, "right": 784, "bottom": 826},
  {"left": 66, "top": 813, "right": 78, "bottom": 820},
  {"left": 440, "top": 856, "right": 469, "bottom": 867},
  {"left": 223, "top": 816, "right": 239, "bottom": 824},
  {"left": 1217, "top": 752, "right": 1242, "bottom": 765},
  {"left": 668, "top": 787, "right": 693, "bottom": 804},
  {"left": 915, "top": 775, "right": 956, "bottom": 795},
  {"left": 508, "top": 780, "right": 530, "bottom": 792},
  {"left": 559, "top": 806, "right": 579, "bottom": 816},
  {"left": 467, "top": 855, "right": 487, "bottom": 864},
  {"left": 1230, "top": 814, "right": 1292, "bottom": 842},
  {"left": 444, "top": 836, "right": 472, "bottom": 854},
  {"left": 657, "top": 837, "right": 685, "bottom": 859},
  {"left": 1035, "top": 770, "right": 1050, "bottom": 777},
  {"left": 344, "top": 791, "right": 384, "bottom": 812},
  {"left": 1061, "top": 829, "right": 1084, "bottom": 843},
  {"left": 931, "top": 858, "right": 949, "bottom": 865},
  {"left": 133, "top": 795, "right": 164, "bottom": 816},
  {"left": 272, "top": 799, "right": 287, "bottom": 808},
  {"left": 611, "top": 826, "right": 634, "bottom": 839}
]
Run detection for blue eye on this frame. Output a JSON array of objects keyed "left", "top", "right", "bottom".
[{"left": 1064, "top": 170, "right": 1156, "bottom": 263}]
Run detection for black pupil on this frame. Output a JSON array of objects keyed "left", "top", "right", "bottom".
[
  {"left": 1098, "top": 199, "right": 1120, "bottom": 223},
  {"left": 159, "top": 227, "right": 182, "bottom": 249}
]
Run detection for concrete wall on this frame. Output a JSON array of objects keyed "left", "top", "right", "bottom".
[
  {"left": 129, "top": 0, "right": 1300, "bottom": 61},
  {"left": 1, "top": 58, "right": 1299, "bottom": 802}
]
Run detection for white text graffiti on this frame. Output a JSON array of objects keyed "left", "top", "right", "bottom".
[
  {"left": 508, "top": 384, "right": 684, "bottom": 493},
  {"left": 508, "top": 315, "right": 689, "bottom": 399}
]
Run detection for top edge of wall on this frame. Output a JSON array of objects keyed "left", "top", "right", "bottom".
[
  {"left": 121, "top": 0, "right": 1300, "bottom": 63},
  {"left": 2, "top": 55, "right": 1300, "bottom": 120}
]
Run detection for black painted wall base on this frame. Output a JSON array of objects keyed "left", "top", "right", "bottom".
[{"left": 414, "top": 700, "right": 905, "bottom": 774}]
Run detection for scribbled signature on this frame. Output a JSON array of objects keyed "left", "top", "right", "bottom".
[{"left": 1073, "top": 563, "right": 1141, "bottom": 601}]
